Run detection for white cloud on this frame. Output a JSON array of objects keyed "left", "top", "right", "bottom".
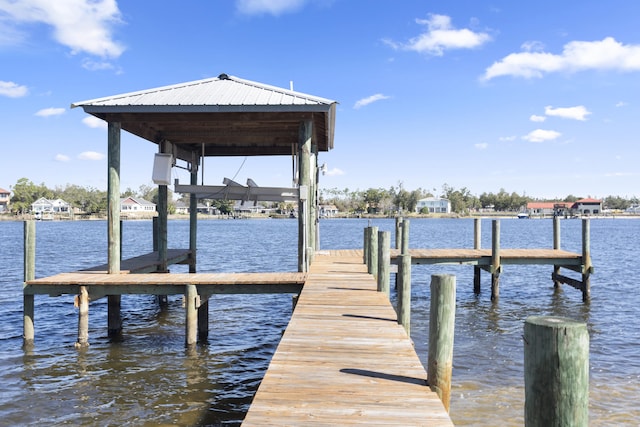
[
  {"left": 35, "top": 107, "right": 65, "bottom": 117},
  {"left": 475, "top": 142, "right": 488, "bottom": 150},
  {"left": 324, "top": 167, "right": 345, "bottom": 177},
  {"left": 55, "top": 154, "right": 70, "bottom": 162},
  {"left": 384, "top": 14, "right": 491, "bottom": 56},
  {"left": 483, "top": 37, "right": 640, "bottom": 80},
  {"left": 0, "top": 80, "right": 28, "bottom": 97},
  {"left": 499, "top": 135, "right": 517, "bottom": 142},
  {"left": 545, "top": 105, "right": 591, "bottom": 121},
  {"left": 354, "top": 93, "right": 390, "bottom": 109},
  {"left": 78, "top": 151, "right": 105, "bottom": 160},
  {"left": 530, "top": 114, "right": 546, "bottom": 122},
  {"left": 615, "top": 101, "right": 628, "bottom": 107},
  {"left": 522, "top": 129, "right": 562, "bottom": 143},
  {"left": 236, "top": 0, "right": 306, "bottom": 15},
  {"left": 82, "top": 116, "right": 107, "bottom": 129},
  {"left": 0, "top": 0, "right": 125, "bottom": 58}
]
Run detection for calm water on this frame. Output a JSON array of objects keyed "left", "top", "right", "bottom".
[{"left": 0, "top": 218, "right": 638, "bottom": 426}]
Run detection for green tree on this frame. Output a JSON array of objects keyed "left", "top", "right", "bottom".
[{"left": 10, "top": 178, "right": 52, "bottom": 213}]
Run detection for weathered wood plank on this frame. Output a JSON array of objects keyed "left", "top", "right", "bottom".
[{"left": 242, "top": 252, "right": 453, "bottom": 426}]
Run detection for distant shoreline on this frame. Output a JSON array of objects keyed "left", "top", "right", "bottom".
[{"left": 2, "top": 212, "right": 639, "bottom": 222}]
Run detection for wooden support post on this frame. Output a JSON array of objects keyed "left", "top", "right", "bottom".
[
  {"left": 198, "top": 295, "right": 209, "bottom": 342},
  {"left": 524, "top": 316, "right": 589, "bottom": 427},
  {"left": 427, "top": 274, "right": 456, "bottom": 413},
  {"left": 401, "top": 219, "right": 410, "bottom": 255},
  {"left": 367, "top": 226, "right": 378, "bottom": 278},
  {"left": 157, "top": 184, "right": 168, "bottom": 272},
  {"left": 363, "top": 226, "right": 370, "bottom": 264},
  {"left": 152, "top": 216, "right": 158, "bottom": 251},
  {"left": 395, "top": 217, "right": 403, "bottom": 249},
  {"left": 189, "top": 157, "right": 198, "bottom": 273},
  {"left": 107, "top": 122, "right": 121, "bottom": 274},
  {"left": 107, "top": 295, "right": 122, "bottom": 337},
  {"left": 377, "top": 230, "right": 390, "bottom": 296},
  {"left": 75, "top": 286, "right": 90, "bottom": 348},
  {"left": 309, "top": 146, "right": 317, "bottom": 255},
  {"left": 298, "top": 120, "right": 312, "bottom": 272},
  {"left": 185, "top": 284, "right": 198, "bottom": 347},
  {"left": 397, "top": 253, "right": 411, "bottom": 335},
  {"left": 582, "top": 219, "right": 591, "bottom": 302},
  {"left": 491, "top": 219, "right": 501, "bottom": 301},
  {"left": 553, "top": 216, "right": 561, "bottom": 289},
  {"left": 23, "top": 220, "right": 35, "bottom": 345},
  {"left": 473, "top": 218, "right": 481, "bottom": 294}
]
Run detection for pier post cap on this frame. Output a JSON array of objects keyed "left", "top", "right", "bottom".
[{"left": 525, "top": 315, "right": 586, "bottom": 329}]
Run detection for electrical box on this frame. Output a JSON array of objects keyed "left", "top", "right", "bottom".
[{"left": 152, "top": 153, "right": 173, "bottom": 185}]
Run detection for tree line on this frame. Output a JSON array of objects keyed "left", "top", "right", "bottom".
[
  {"left": 4, "top": 177, "right": 638, "bottom": 215},
  {"left": 319, "top": 183, "right": 639, "bottom": 215}
]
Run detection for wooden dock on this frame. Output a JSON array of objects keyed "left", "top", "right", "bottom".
[{"left": 242, "top": 250, "right": 453, "bottom": 426}]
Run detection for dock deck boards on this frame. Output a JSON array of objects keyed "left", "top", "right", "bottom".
[
  {"left": 392, "top": 248, "right": 583, "bottom": 266},
  {"left": 242, "top": 251, "right": 453, "bottom": 426}
]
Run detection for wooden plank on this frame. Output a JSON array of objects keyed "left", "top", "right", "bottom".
[
  {"left": 81, "top": 249, "right": 192, "bottom": 273},
  {"left": 24, "top": 271, "right": 306, "bottom": 296},
  {"left": 243, "top": 252, "right": 453, "bottom": 426}
]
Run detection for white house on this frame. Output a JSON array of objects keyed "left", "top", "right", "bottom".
[
  {"left": 31, "top": 197, "right": 70, "bottom": 213},
  {"left": 120, "top": 197, "right": 156, "bottom": 213},
  {"left": 416, "top": 197, "right": 451, "bottom": 214},
  {"left": 319, "top": 204, "right": 339, "bottom": 218}
]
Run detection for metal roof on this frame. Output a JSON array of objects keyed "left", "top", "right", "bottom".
[{"left": 72, "top": 74, "right": 337, "bottom": 157}]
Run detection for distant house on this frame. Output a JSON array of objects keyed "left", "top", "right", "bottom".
[
  {"left": 526, "top": 199, "right": 602, "bottom": 217},
  {"left": 174, "top": 201, "right": 189, "bottom": 215},
  {"left": 120, "top": 197, "right": 156, "bottom": 213},
  {"left": 233, "top": 200, "right": 267, "bottom": 214},
  {"left": 573, "top": 198, "right": 602, "bottom": 215},
  {"left": 416, "top": 197, "right": 451, "bottom": 214},
  {"left": 526, "top": 202, "right": 573, "bottom": 217},
  {"left": 0, "top": 188, "right": 10, "bottom": 212},
  {"left": 319, "top": 204, "right": 339, "bottom": 218},
  {"left": 31, "top": 197, "right": 70, "bottom": 213}
]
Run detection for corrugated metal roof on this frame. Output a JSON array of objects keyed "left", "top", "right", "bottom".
[
  {"left": 71, "top": 73, "right": 337, "bottom": 156},
  {"left": 72, "top": 73, "right": 336, "bottom": 113}
]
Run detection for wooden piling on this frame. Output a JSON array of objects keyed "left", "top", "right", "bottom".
[
  {"left": 198, "top": 295, "right": 209, "bottom": 342},
  {"left": 377, "top": 230, "right": 390, "bottom": 296},
  {"left": 491, "top": 219, "right": 501, "bottom": 301},
  {"left": 553, "top": 216, "right": 561, "bottom": 289},
  {"left": 397, "top": 253, "right": 411, "bottom": 335},
  {"left": 524, "top": 316, "right": 589, "bottom": 427},
  {"left": 107, "top": 295, "right": 122, "bottom": 337},
  {"left": 23, "top": 220, "right": 35, "bottom": 344},
  {"left": 185, "top": 284, "right": 198, "bottom": 347},
  {"left": 75, "top": 286, "right": 90, "bottom": 348},
  {"left": 107, "top": 121, "right": 121, "bottom": 274},
  {"left": 363, "top": 226, "right": 370, "bottom": 264},
  {"left": 367, "top": 226, "right": 379, "bottom": 278},
  {"left": 427, "top": 274, "right": 456, "bottom": 412},
  {"left": 298, "top": 120, "right": 312, "bottom": 273},
  {"left": 473, "top": 218, "right": 481, "bottom": 294},
  {"left": 401, "top": 219, "right": 410, "bottom": 254},
  {"left": 582, "top": 219, "right": 591, "bottom": 302},
  {"left": 189, "top": 156, "right": 198, "bottom": 273},
  {"left": 395, "top": 217, "right": 403, "bottom": 249}
]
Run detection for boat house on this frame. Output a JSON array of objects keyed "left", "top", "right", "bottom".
[{"left": 72, "top": 73, "right": 337, "bottom": 274}]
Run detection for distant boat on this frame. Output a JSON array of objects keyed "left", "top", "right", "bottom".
[{"left": 517, "top": 212, "right": 529, "bottom": 219}]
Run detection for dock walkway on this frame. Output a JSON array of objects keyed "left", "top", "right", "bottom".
[{"left": 242, "top": 250, "right": 453, "bottom": 426}]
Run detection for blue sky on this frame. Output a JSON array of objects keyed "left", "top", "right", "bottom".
[{"left": 1, "top": 0, "right": 639, "bottom": 200}]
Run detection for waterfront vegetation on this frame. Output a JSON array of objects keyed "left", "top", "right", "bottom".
[{"left": 3, "top": 177, "right": 639, "bottom": 217}]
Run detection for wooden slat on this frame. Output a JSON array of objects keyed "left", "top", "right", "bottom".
[
  {"left": 242, "top": 252, "right": 453, "bottom": 426},
  {"left": 82, "top": 249, "right": 193, "bottom": 273}
]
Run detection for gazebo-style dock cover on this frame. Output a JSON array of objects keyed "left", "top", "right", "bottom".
[{"left": 72, "top": 73, "right": 338, "bottom": 274}]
